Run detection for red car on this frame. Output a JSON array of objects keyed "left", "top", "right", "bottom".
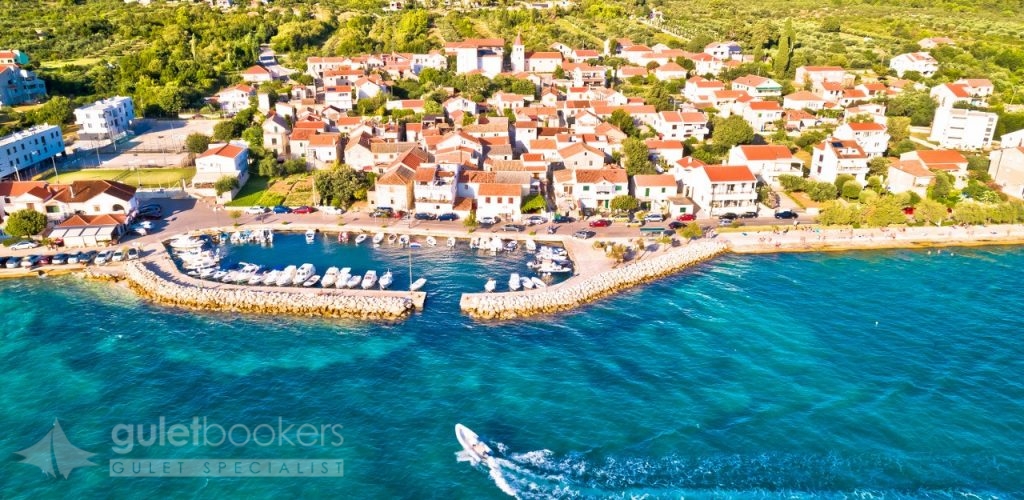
[
  {"left": 588, "top": 218, "right": 612, "bottom": 228},
  {"left": 676, "top": 213, "right": 696, "bottom": 222},
  {"left": 292, "top": 206, "right": 317, "bottom": 214}
]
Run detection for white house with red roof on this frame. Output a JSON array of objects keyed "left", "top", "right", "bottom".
[
  {"left": 0, "top": 49, "right": 29, "bottom": 66},
  {"left": 558, "top": 142, "right": 606, "bottom": 169},
  {"left": 889, "top": 52, "right": 939, "bottom": 78},
  {"left": 783, "top": 91, "right": 828, "bottom": 111},
  {"left": 684, "top": 165, "right": 758, "bottom": 217},
  {"left": 654, "top": 62, "right": 688, "bottom": 81},
  {"left": 919, "top": 37, "right": 954, "bottom": 49},
  {"left": 683, "top": 76, "right": 724, "bottom": 104},
  {"left": 632, "top": 173, "right": 678, "bottom": 213},
  {"left": 324, "top": 86, "right": 354, "bottom": 111},
  {"left": 215, "top": 84, "right": 255, "bottom": 114},
  {"left": 988, "top": 146, "right": 1024, "bottom": 199},
  {"left": 525, "top": 51, "right": 563, "bottom": 73},
  {"left": 446, "top": 38, "right": 505, "bottom": 76},
  {"left": 476, "top": 183, "right": 524, "bottom": 222},
  {"left": 655, "top": 111, "right": 709, "bottom": 141},
  {"left": 931, "top": 79, "right": 993, "bottom": 109},
  {"left": 731, "top": 75, "right": 782, "bottom": 98},
  {"left": 193, "top": 143, "right": 249, "bottom": 199},
  {"left": 833, "top": 122, "right": 890, "bottom": 158},
  {"left": 704, "top": 41, "right": 742, "bottom": 61},
  {"left": 740, "top": 101, "right": 783, "bottom": 132},
  {"left": 727, "top": 145, "right": 803, "bottom": 186},
  {"left": 0, "top": 180, "right": 137, "bottom": 221},
  {"left": 810, "top": 139, "right": 869, "bottom": 183},
  {"left": 553, "top": 167, "right": 628, "bottom": 213},
  {"left": 794, "top": 66, "right": 850, "bottom": 88},
  {"left": 308, "top": 133, "right": 342, "bottom": 167},
  {"left": 887, "top": 158, "right": 936, "bottom": 197},
  {"left": 902, "top": 149, "right": 969, "bottom": 187},
  {"left": 241, "top": 65, "right": 275, "bottom": 83},
  {"left": 644, "top": 139, "right": 685, "bottom": 165}
]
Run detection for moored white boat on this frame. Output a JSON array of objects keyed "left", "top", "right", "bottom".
[
  {"left": 355, "top": 233, "right": 368, "bottom": 245},
  {"left": 398, "top": 234, "right": 409, "bottom": 246},
  {"left": 339, "top": 232, "right": 349, "bottom": 243},
  {"left": 305, "top": 229, "right": 316, "bottom": 244},
  {"left": 410, "top": 277, "right": 426, "bottom": 291},
  {"left": 322, "top": 267, "right": 339, "bottom": 288},
  {"left": 373, "top": 232, "right": 385, "bottom": 245},
  {"left": 425, "top": 236, "right": 437, "bottom": 247},
  {"left": 361, "top": 270, "right": 378, "bottom": 289},
  {"left": 276, "top": 265, "right": 297, "bottom": 286},
  {"left": 531, "top": 276, "right": 547, "bottom": 288},
  {"left": 379, "top": 270, "right": 393, "bottom": 290},
  {"left": 169, "top": 236, "right": 205, "bottom": 251},
  {"left": 521, "top": 276, "right": 534, "bottom": 289},
  {"left": 454, "top": 424, "right": 492, "bottom": 463},
  {"left": 336, "top": 267, "right": 352, "bottom": 288},
  {"left": 538, "top": 261, "right": 572, "bottom": 274},
  {"left": 302, "top": 275, "right": 320, "bottom": 287},
  {"left": 264, "top": 269, "right": 280, "bottom": 285},
  {"left": 293, "top": 263, "right": 316, "bottom": 285},
  {"left": 211, "top": 270, "right": 228, "bottom": 281},
  {"left": 508, "top": 273, "right": 521, "bottom": 291},
  {"left": 525, "top": 239, "right": 537, "bottom": 252},
  {"left": 198, "top": 267, "right": 217, "bottom": 279},
  {"left": 387, "top": 233, "right": 398, "bottom": 245},
  {"left": 447, "top": 236, "right": 457, "bottom": 248},
  {"left": 248, "top": 271, "right": 267, "bottom": 285},
  {"left": 484, "top": 278, "right": 496, "bottom": 293},
  {"left": 345, "top": 275, "right": 362, "bottom": 288}
]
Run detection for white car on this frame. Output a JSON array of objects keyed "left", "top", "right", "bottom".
[
  {"left": 478, "top": 216, "right": 499, "bottom": 225},
  {"left": 244, "top": 206, "right": 269, "bottom": 215},
  {"left": 10, "top": 240, "right": 39, "bottom": 250}
]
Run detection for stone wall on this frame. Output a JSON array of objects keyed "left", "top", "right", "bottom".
[
  {"left": 119, "top": 261, "right": 415, "bottom": 321},
  {"left": 460, "top": 240, "right": 728, "bottom": 320}
]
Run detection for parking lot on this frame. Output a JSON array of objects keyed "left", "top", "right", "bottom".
[{"left": 69, "top": 118, "right": 218, "bottom": 169}]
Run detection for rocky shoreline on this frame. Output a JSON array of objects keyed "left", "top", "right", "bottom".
[
  {"left": 459, "top": 240, "right": 728, "bottom": 320},
  {"left": 105, "top": 260, "right": 418, "bottom": 321}
]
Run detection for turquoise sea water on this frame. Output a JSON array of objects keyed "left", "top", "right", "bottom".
[{"left": 1, "top": 241, "right": 1023, "bottom": 498}]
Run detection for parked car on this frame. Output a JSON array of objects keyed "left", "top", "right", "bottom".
[
  {"left": 740, "top": 211, "right": 759, "bottom": 219},
  {"left": 292, "top": 206, "right": 316, "bottom": 214},
  {"left": 5, "top": 256, "right": 21, "bottom": 268},
  {"left": 10, "top": 240, "right": 40, "bottom": 250},
  {"left": 588, "top": 219, "right": 612, "bottom": 228},
  {"left": 414, "top": 212, "right": 437, "bottom": 221},
  {"left": 67, "top": 253, "right": 80, "bottom": 265},
  {"left": 272, "top": 205, "right": 292, "bottom": 214},
  {"left": 95, "top": 250, "right": 112, "bottom": 265},
  {"left": 719, "top": 212, "right": 739, "bottom": 220},
  {"left": 643, "top": 213, "right": 665, "bottom": 222},
  {"left": 127, "top": 248, "right": 140, "bottom": 260},
  {"left": 83, "top": 250, "right": 98, "bottom": 264},
  {"left": 774, "top": 210, "right": 799, "bottom": 219},
  {"left": 20, "top": 255, "right": 40, "bottom": 268},
  {"left": 478, "top": 216, "right": 499, "bottom": 225},
  {"left": 573, "top": 229, "right": 596, "bottom": 239},
  {"left": 0, "top": 256, "right": 8, "bottom": 267},
  {"left": 37, "top": 255, "right": 52, "bottom": 266},
  {"left": 525, "top": 215, "right": 548, "bottom": 226},
  {"left": 718, "top": 218, "right": 737, "bottom": 227},
  {"left": 668, "top": 221, "right": 686, "bottom": 230},
  {"left": 371, "top": 207, "right": 394, "bottom": 218},
  {"left": 112, "top": 249, "right": 125, "bottom": 262},
  {"left": 244, "top": 206, "right": 269, "bottom": 215},
  {"left": 130, "top": 225, "right": 148, "bottom": 236},
  {"left": 438, "top": 213, "right": 459, "bottom": 221},
  {"left": 502, "top": 224, "right": 526, "bottom": 232},
  {"left": 320, "top": 206, "right": 346, "bottom": 215},
  {"left": 676, "top": 213, "right": 696, "bottom": 222},
  {"left": 52, "top": 253, "right": 69, "bottom": 265},
  {"left": 553, "top": 214, "right": 575, "bottom": 224}
]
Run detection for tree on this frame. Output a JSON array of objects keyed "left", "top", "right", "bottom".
[
  {"left": 622, "top": 137, "right": 655, "bottom": 176},
  {"left": 807, "top": 181, "right": 838, "bottom": 202},
  {"left": 313, "top": 165, "right": 369, "bottom": 207},
  {"left": 679, "top": 223, "right": 704, "bottom": 239},
  {"left": 213, "top": 120, "right": 242, "bottom": 142},
  {"left": 185, "top": 133, "right": 211, "bottom": 154},
  {"left": 915, "top": 198, "right": 948, "bottom": 226},
  {"left": 552, "top": 66, "right": 565, "bottom": 79},
  {"left": 967, "top": 155, "right": 991, "bottom": 182},
  {"left": 609, "top": 194, "right": 639, "bottom": 213},
  {"left": 778, "top": 174, "right": 807, "bottom": 192},
  {"left": 887, "top": 91, "right": 937, "bottom": 127},
  {"left": 521, "top": 193, "right": 546, "bottom": 213},
  {"left": 928, "top": 171, "right": 957, "bottom": 204},
  {"left": 712, "top": 115, "right": 754, "bottom": 148},
  {"left": 834, "top": 173, "right": 855, "bottom": 194},
  {"left": 773, "top": 19, "right": 794, "bottom": 78},
  {"left": 867, "top": 157, "right": 890, "bottom": 178},
  {"left": 241, "top": 126, "right": 263, "bottom": 149},
  {"left": 817, "top": 200, "right": 860, "bottom": 226},
  {"left": 282, "top": 158, "right": 308, "bottom": 175},
  {"left": 820, "top": 17, "right": 841, "bottom": 33},
  {"left": 214, "top": 176, "right": 239, "bottom": 196},
  {"left": 644, "top": 83, "right": 673, "bottom": 112},
  {"left": 862, "top": 195, "right": 905, "bottom": 227},
  {"left": 5, "top": 209, "right": 47, "bottom": 237},
  {"left": 607, "top": 109, "right": 638, "bottom": 137},
  {"left": 258, "top": 156, "right": 281, "bottom": 178},
  {"left": 842, "top": 180, "right": 863, "bottom": 200},
  {"left": 887, "top": 116, "right": 911, "bottom": 144},
  {"left": 28, "top": 96, "right": 74, "bottom": 126}
]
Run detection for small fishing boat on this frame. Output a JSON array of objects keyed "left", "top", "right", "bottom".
[
  {"left": 387, "top": 233, "right": 398, "bottom": 245},
  {"left": 322, "top": 267, "right": 339, "bottom": 288},
  {"left": 264, "top": 269, "right": 280, "bottom": 285},
  {"left": 531, "top": 276, "right": 547, "bottom": 288},
  {"left": 248, "top": 271, "right": 267, "bottom": 285},
  {"left": 484, "top": 278, "right": 496, "bottom": 293},
  {"left": 276, "top": 265, "right": 297, "bottom": 286},
  {"left": 425, "top": 236, "right": 437, "bottom": 247},
  {"left": 447, "top": 236, "right": 457, "bottom": 248},
  {"left": 355, "top": 233, "right": 368, "bottom": 245},
  {"left": 504, "top": 240, "right": 518, "bottom": 253},
  {"left": 525, "top": 239, "right": 537, "bottom": 252},
  {"left": 305, "top": 229, "right": 316, "bottom": 244},
  {"left": 336, "top": 267, "right": 352, "bottom": 288},
  {"left": 211, "top": 270, "right": 228, "bottom": 281},
  {"left": 345, "top": 274, "right": 362, "bottom": 288},
  {"left": 538, "top": 261, "right": 572, "bottom": 274},
  {"left": 373, "top": 232, "right": 385, "bottom": 245},
  {"left": 455, "top": 424, "right": 492, "bottom": 463},
  {"left": 338, "top": 232, "right": 349, "bottom": 243},
  {"left": 198, "top": 267, "right": 217, "bottom": 279},
  {"left": 410, "top": 277, "right": 426, "bottom": 291},
  {"left": 409, "top": 241, "right": 422, "bottom": 249},
  {"left": 169, "top": 236, "right": 205, "bottom": 251},
  {"left": 379, "top": 270, "right": 393, "bottom": 290},
  {"left": 361, "top": 270, "right": 378, "bottom": 289},
  {"left": 302, "top": 275, "right": 321, "bottom": 287},
  {"left": 398, "top": 234, "right": 409, "bottom": 246},
  {"left": 293, "top": 263, "right": 316, "bottom": 285},
  {"left": 508, "top": 273, "right": 521, "bottom": 291},
  {"left": 521, "top": 276, "right": 534, "bottom": 289}
]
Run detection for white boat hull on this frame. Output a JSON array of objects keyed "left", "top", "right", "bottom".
[{"left": 455, "top": 424, "right": 492, "bottom": 463}]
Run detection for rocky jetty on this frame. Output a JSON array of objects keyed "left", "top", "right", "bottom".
[
  {"left": 460, "top": 240, "right": 727, "bottom": 320},
  {"left": 119, "top": 261, "right": 416, "bottom": 321}
]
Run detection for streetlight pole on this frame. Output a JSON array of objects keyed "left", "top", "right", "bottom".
[{"left": 51, "top": 155, "right": 59, "bottom": 184}]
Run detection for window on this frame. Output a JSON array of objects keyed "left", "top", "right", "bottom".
[
  {"left": 582, "top": 186, "right": 590, "bottom": 191},
  {"left": 615, "top": 185, "right": 622, "bottom": 191},
  {"left": 485, "top": 197, "right": 491, "bottom": 203}
]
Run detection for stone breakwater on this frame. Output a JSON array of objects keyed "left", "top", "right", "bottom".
[
  {"left": 117, "top": 261, "right": 417, "bottom": 321},
  {"left": 460, "top": 240, "right": 728, "bottom": 320}
]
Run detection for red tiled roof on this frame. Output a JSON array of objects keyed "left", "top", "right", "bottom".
[
  {"left": 478, "top": 183, "right": 522, "bottom": 197},
  {"left": 736, "top": 145, "right": 795, "bottom": 161},
  {"left": 198, "top": 144, "right": 245, "bottom": 159},
  {"left": 702, "top": 165, "right": 756, "bottom": 183}
]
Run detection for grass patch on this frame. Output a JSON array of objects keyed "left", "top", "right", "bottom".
[
  {"left": 39, "top": 57, "right": 103, "bottom": 69},
  {"left": 35, "top": 167, "right": 194, "bottom": 187},
  {"left": 226, "top": 175, "right": 270, "bottom": 206}
]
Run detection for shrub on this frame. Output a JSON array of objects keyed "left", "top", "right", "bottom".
[{"left": 4, "top": 209, "right": 47, "bottom": 237}]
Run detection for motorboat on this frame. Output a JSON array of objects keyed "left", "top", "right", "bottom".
[
  {"left": 169, "top": 236, "right": 205, "bottom": 251},
  {"left": 199, "top": 267, "right": 217, "bottom": 279},
  {"left": 521, "top": 276, "right": 534, "bottom": 289},
  {"left": 339, "top": 232, "right": 349, "bottom": 243},
  {"left": 484, "top": 278, "right": 496, "bottom": 293},
  {"left": 504, "top": 240, "right": 518, "bottom": 253},
  {"left": 293, "top": 263, "right": 316, "bottom": 285},
  {"left": 379, "top": 270, "right": 393, "bottom": 290},
  {"left": 409, "top": 241, "right": 422, "bottom": 249},
  {"left": 397, "top": 234, "right": 409, "bottom": 246},
  {"left": 361, "top": 270, "right": 378, "bottom": 289},
  {"left": 538, "top": 261, "right": 572, "bottom": 274},
  {"left": 345, "top": 274, "right": 362, "bottom": 288},
  {"left": 425, "top": 236, "right": 437, "bottom": 247},
  {"left": 508, "top": 273, "right": 521, "bottom": 291},
  {"left": 336, "top": 268, "right": 352, "bottom": 288},
  {"left": 387, "top": 233, "right": 398, "bottom": 245},
  {"left": 211, "top": 270, "right": 228, "bottom": 281},
  {"left": 525, "top": 239, "right": 537, "bottom": 252},
  {"left": 454, "top": 424, "right": 492, "bottom": 463},
  {"left": 469, "top": 237, "right": 480, "bottom": 249},
  {"left": 322, "top": 267, "right": 339, "bottom": 288},
  {"left": 248, "top": 271, "right": 268, "bottom": 285},
  {"left": 489, "top": 236, "right": 503, "bottom": 254},
  {"left": 447, "top": 237, "right": 457, "bottom": 248},
  {"left": 263, "top": 269, "right": 280, "bottom": 285},
  {"left": 373, "top": 232, "right": 385, "bottom": 246},
  {"left": 410, "top": 277, "right": 426, "bottom": 291},
  {"left": 305, "top": 229, "right": 316, "bottom": 244},
  {"left": 276, "top": 265, "right": 297, "bottom": 286},
  {"left": 355, "top": 233, "right": 368, "bottom": 245},
  {"left": 302, "top": 275, "right": 321, "bottom": 287},
  {"left": 531, "top": 276, "right": 547, "bottom": 288}
]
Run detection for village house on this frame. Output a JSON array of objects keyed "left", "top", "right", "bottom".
[
  {"left": 412, "top": 162, "right": 461, "bottom": 215},
  {"left": 810, "top": 139, "right": 870, "bottom": 183},
  {"left": 0, "top": 49, "right": 29, "bottom": 66},
  {"left": 445, "top": 38, "right": 505, "bottom": 76},
  {"left": 73, "top": 96, "right": 135, "bottom": 141},
  {"left": 731, "top": 75, "right": 782, "bottom": 99},
  {"left": 727, "top": 144, "right": 803, "bottom": 186},
  {"left": 704, "top": 41, "right": 742, "bottom": 61},
  {"left": 644, "top": 139, "right": 685, "bottom": 165},
  {"left": 684, "top": 165, "right": 758, "bottom": 217},
  {"left": 553, "top": 167, "right": 628, "bottom": 214},
  {"left": 655, "top": 111, "right": 710, "bottom": 141},
  {"left": 557, "top": 142, "right": 606, "bottom": 170},
  {"left": 307, "top": 133, "right": 342, "bottom": 167},
  {"left": 0, "top": 179, "right": 137, "bottom": 221},
  {"left": 475, "top": 183, "right": 524, "bottom": 222},
  {"left": 740, "top": 101, "right": 783, "bottom": 133},
  {"left": 632, "top": 174, "right": 678, "bottom": 213},
  {"left": 654, "top": 62, "right": 688, "bottom": 81},
  {"left": 794, "top": 66, "right": 850, "bottom": 88},
  {"left": 833, "top": 122, "right": 890, "bottom": 158},
  {"left": 929, "top": 107, "right": 997, "bottom": 150},
  {"left": 192, "top": 143, "right": 249, "bottom": 200},
  {"left": 988, "top": 146, "right": 1024, "bottom": 199},
  {"left": 323, "top": 86, "right": 355, "bottom": 111},
  {"left": 931, "top": 79, "right": 994, "bottom": 108},
  {"left": 240, "top": 65, "right": 275, "bottom": 83},
  {"left": 889, "top": 52, "right": 939, "bottom": 78},
  {"left": 783, "top": 91, "right": 828, "bottom": 111},
  {"left": 214, "top": 84, "right": 255, "bottom": 114},
  {"left": 887, "top": 158, "right": 935, "bottom": 197},
  {"left": 0, "top": 64, "right": 46, "bottom": 107},
  {"left": 683, "top": 76, "right": 725, "bottom": 104},
  {"left": 0, "top": 124, "right": 65, "bottom": 181},
  {"left": 1000, "top": 129, "right": 1024, "bottom": 148},
  {"left": 262, "top": 112, "right": 291, "bottom": 159},
  {"left": 371, "top": 164, "right": 416, "bottom": 212},
  {"left": 919, "top": 37, "right": 954, "bottom": 49},
  {"left": 901, "top": 149, "right": 969, "bottom": 187}
]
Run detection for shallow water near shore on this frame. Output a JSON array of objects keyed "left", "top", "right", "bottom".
[{"left": 1, "top": 245, "right": 1023, "bottom": 498}]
